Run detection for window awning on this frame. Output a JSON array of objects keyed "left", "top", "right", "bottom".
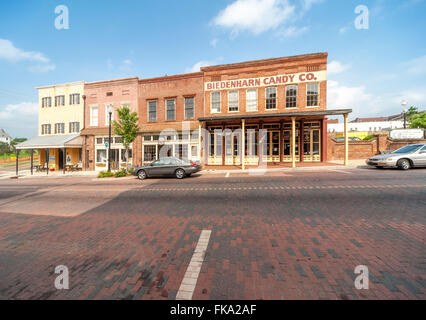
[{"left": 16, "top": 134, "right": 83, "bottom": 150}]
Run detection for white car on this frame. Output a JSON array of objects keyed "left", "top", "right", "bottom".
[{"left": 366, "top": 143, "right": 426, "bottom": 170}]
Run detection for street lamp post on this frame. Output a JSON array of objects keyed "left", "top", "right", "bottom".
[
  {"left": 401, "top": 100, "right": 408, "bottom": 129},
  {"left": 107, "top": 105, "right": 114, "bottom": 172}
]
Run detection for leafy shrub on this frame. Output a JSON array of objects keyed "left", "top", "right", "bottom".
[
  {"left": 127, "top": 167, "right": 135, "bottom": 175},
  {"left": 98, "top": 171, "right": 115, "bottom": 178},
  {"left": 114, "top": 169, "right": 127, "bottom": 178},
  {"left": 363, "top": 135, "right": 375, "bottom": 141}
]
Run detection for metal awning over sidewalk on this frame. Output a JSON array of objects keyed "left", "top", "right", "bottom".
[{"left": 16, "top": 134, "right": 82, "bottom": 150}]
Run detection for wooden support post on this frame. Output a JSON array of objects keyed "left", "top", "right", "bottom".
[
  {"left": 30, "top": 149, "right": 33, "bottom": 175},
  {"left": 15, "top": 149, "right": 19, "bottom": 176},
  {"left": 242, "top": 119, "right": 245, "bottom": 170},
  {"left": 198, "top": 123, "right": 202, "bottom": 161},
  {"left": 344, "top": 114, "right": 349, "bottom": 166},
  {"left": 292, "top": 117, "right": 296, "bottom": 168},
  {"left": 63, "top": 148, "right": 66, "bottom": 174},
  {"left": 46, "top": 149, "right": 49, "bottom": 175}
]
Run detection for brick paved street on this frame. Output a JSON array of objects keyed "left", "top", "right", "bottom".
[{"left": 0, "top": 168, "right": 425, "bottom": 300}]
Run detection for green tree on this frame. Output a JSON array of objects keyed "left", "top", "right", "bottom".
[
  {"left": 409, "top": 112, "right": 426, "bottom": 129},
  {"left": 0, "top": 142, "right": 11, "bottom": 155},
  {"left": 112, "top": 106, "right": 140, "bottom": 170},
  {"left": 11, "top": 138, "right": 27, "bottom": 146},
  {"left": 406, "top": 106, "right": 418, "bottom": 117}
]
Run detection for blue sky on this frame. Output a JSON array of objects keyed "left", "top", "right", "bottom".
[{"left": 0, "top": 0, "right": 425, "bottom": 138}]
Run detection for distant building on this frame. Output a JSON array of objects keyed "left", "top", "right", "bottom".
[
  {"left": 328, "top": 113, "right": 406, "bottom": 133},
  {"left": 0, "top": 129, "right": 12, "bottom": 145}
]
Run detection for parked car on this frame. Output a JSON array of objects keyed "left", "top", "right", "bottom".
[
  {"left": 366, "top": 143, "right": 426, "bottom": 170},
  {"left": 133, "top": 157, "right": 201, "bottom": 180}
]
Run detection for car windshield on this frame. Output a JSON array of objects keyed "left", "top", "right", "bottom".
[{"left": 392, "top": 145, "right": 423, "bottom": 154}]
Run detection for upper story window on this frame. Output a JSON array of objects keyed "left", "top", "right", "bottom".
[
  {"left": 69, "top": 94, "right": 80, "bottom": 105},
  {"left": 265, "top": 87, "right": 277, "bottom": 110},
  {"left": 184, "top": 97, "right": 195, "bottom": 119},
  {"left": 166, "top": 99, "right": 176, "bottom": 121},
  {"left": 90, "top": 105, "right": 98, "bottom": 126},
  {"left": 307, "top": 83, "right": 319, "bottom": 107},
  {"left": 69, "top": 122, "right": 80, "bottom": 133},
  {"left": 55, "top": 95, "right": 65, "bottom": 107},
  {"left": 41, "top": 124, "right": 51, "bottom": 135},
  {"left": 246, "top": 89, "right": 258, "bottom": 112},
  {"left": 148, "top": 101, "right": 157, "bottom": 122},
  {"left": 54, "top": 123, "right": 65, "bottom": 134},
  {"left": 105, "top": 104, "right": 114, "bottom": 125},
  {"left": 211, "top": 92, "right": 221, "bottom": 113},
  {"left": 286, "top": 85, "right": 298, "bottom": 108},
  {"left": 228, "top": 91, "right": 239, "bottom": 112},
  {"left": 42, "top": 97, "right": 52, "bottom": 108}
]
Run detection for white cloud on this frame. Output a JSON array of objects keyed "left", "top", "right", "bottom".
[
  {"left": 338, "top": 27, "right": 348, "bottom": 35},
  {"left": 0, "top": 38, "right": 55, "bottom": 73},
  {"left": 0, "top": 102, "right": 38, "bottom": 120},
  {"left": 186, "top": 60, "right": 215, "bottom": 73},
  {"left": 210, "top": 38, "right": 218, "bottom": 48},
  {"left": 301, "top": 0, "right": 323, "bottom": 10},
  {"left": 28, "top": 64, "right": 56, "bottom": 73},
  {"left": 328, "top": 80, "right": 426, "bottom": 119},
  {"left": 402, "top": 55, "right": 426, "bottom": 75},
  {"left": 276, "top": 26, "right": 309, "bottom": 38},
  {"left": 327, "top": 61, "right": 351, "bottom": 75},
  {"left": 213, "top": 0, "right": 295, "bottom": 35}
]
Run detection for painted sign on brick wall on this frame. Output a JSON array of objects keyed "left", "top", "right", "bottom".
[{"left": 205, "top": 71, "right": 326, "bottom": 91}]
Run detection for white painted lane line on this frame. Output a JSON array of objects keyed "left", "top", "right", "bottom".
[
  {"left": 176, "top": 230, "right": 212, "bottom": 300},
  {"left": 225, "top": 172, "right": 230, "bottom": 178},
  {"left": 327, "top": 169, "right": 353, "bottom": 174}
]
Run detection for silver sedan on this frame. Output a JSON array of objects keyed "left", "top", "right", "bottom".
[{"left": 366, "top": 143, "right": 426, "bottom": 170}]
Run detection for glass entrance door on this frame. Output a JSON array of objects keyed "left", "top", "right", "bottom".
[
  {"left": 283, "top": 130, "right": 300, "bottom": 162},
  {"left": 208, "top": 127, "right": 223, "bottom": 165},
  {"left": 225, "top": 127, "right": 241, "bottom": 165},
  {"left": 109, "top": 149, "right": 120, "bottom": 169},
  {"left": 303, "top": 129, "right": 321, "bottom": 162},
  {"left": 265, "top": 131, "right": 280, "bottom": 162}
]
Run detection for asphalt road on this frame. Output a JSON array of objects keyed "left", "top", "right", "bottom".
[{"left": 0, "top": 167, "right": 425, "bottom": 300}]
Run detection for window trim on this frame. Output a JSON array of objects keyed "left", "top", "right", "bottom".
[
  {"left": 105, "top": 103, "right": 114, "bottom": 126},
  {"left": 265, "top": 87, "right": 278, "bottom": 111},
  {"left": 90, "top": 105, "right": 99, "bottom": 127},
  {"left": 228, "top": 91, "right": 239, "bottom": 113},
  {"left": 165, "top": 98, "right": 176, "bottom": 121},
  {"left": 147, "top": 100, "right": 158, "bottom": 122},
  {"left": 184, "top": 96, "right": 195, "bottom": 120},
  {"left": 211, "top": 91, "right": 221, "bottom": 113},
  {"left": 246, "top": 88, "right": 258, "bottom": 112},
  {"left": 285, "top": 85, "right": 298, "bottom": 109},
  {"left": 306, "top": 83, "right": 320, "bottom": 108}
]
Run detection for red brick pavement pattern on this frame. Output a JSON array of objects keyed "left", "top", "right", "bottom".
[{"left": 0, "top": 172, "right": 425, "bottom": 300}]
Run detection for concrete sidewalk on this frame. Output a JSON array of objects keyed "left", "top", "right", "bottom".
[{"left": 201, "top": 160, "right": 369, "bottom": 174}]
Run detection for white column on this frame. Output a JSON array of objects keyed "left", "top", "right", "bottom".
[
  {"left": 242, "top": 119, "right": 245, "bottom": 170},
  {"left": 344, "top": 114, "right": 349, "bottom": 166},
  {"left": 198, "top": 123, "right": 202, "bottom": 161},
  {"left": 292, "top": 117, "right": 296, "bottom": 168}
]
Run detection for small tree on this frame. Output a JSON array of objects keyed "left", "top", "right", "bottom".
[
  {"left": 113, "top": 106, "right": 140, "bottom": 171},
  {"left": 409, "top": 112, "right": 426, "bottom": 129}
]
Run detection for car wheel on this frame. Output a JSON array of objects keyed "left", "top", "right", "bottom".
[
  {"left": 175, "top": 168, "right": 185, "bottom": 179},
  {"left": 137, "top": 170, "right": 147, "bottom": 180},
  {"left": 397, "top": 159, "right": 411, "bottom": 170}
]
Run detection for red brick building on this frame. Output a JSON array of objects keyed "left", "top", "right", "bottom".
[{"left": 80, "top": 52, "right": 352, "bottom": 171}]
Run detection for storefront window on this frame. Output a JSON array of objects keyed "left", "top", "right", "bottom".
[
  {"left": 96, "top": 149, "right": 107, "bottom": 163},
  {"left": 266, "top": 87, "right": 277, "bottom": 109},
  {"left": 246, "top": 89, "right": 257, "bottom": 111},
  {"left": 286, "top": 85, "right": 298, "bottom": 108},
  {"left": 307, "top": 84, "right": 319, "bottom": 107},
  {"left": 211, "top": 92, "right": 221, "bottom": 113},
  {"left": 184, "top": 97, "right": 194, "bottom": 119},
  {"left": 120, "top": 149, "right": 132, "bottom": 161},
  {"left": 228, "top": 91, "right": 239, "bottom": 112},
  {"left": 166, "top": 99, "right": 176, "bottom": 120},
  {"left": 144, "top": 145, "right": 157, "bottom": 162}
]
